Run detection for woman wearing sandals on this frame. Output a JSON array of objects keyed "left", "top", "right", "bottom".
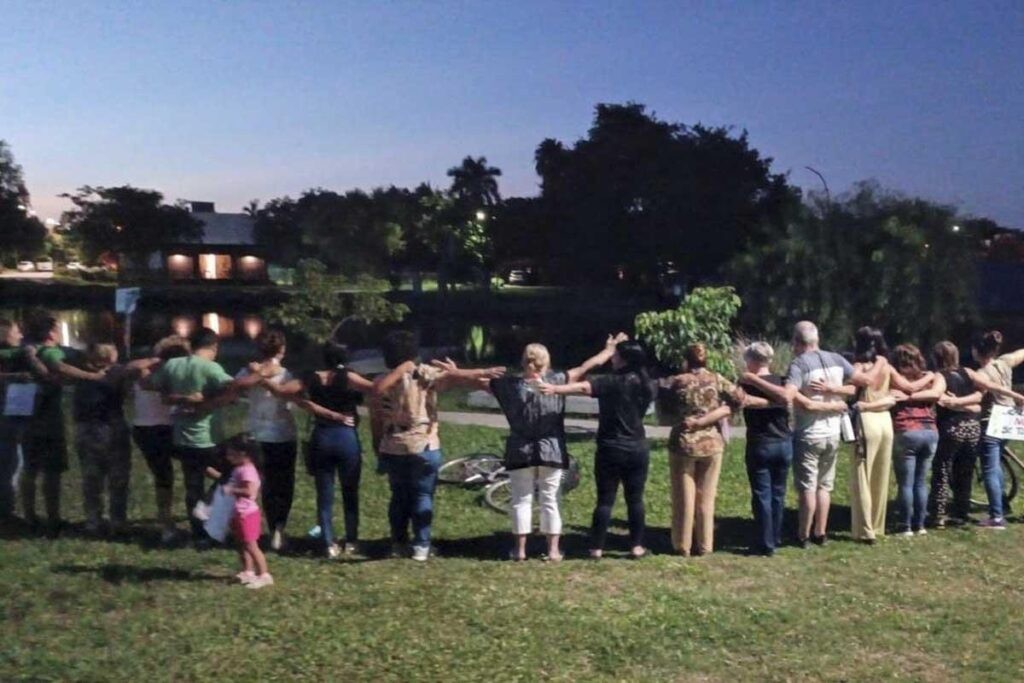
[
  {"left": 539, "top": 338, "right": 655, "bottom": 560},
  {"left": 443, "top": 334, "right": 625, "bottom": 561}
]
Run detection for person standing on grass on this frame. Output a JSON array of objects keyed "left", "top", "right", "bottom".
[
  {"left": 370, "top": 330, "right": 504, "bottom": 562},
  {"left": 73, "top": 343, "right": 160, "bottom": 537},
  {"left": 146, "top": 327, "right": 262, "bottom": 547},
  {"left": 131, "top": 335, "right": 191, "bottom": 545},
  {"left": 234, "top": 329, "right": 299, "bottom": 552},
  {"left": 264, "top": 341, "right": 376, "bottom": 559},
  {"left": 660, "top": 343, "right": 744, "bottom": 558},
  {"left": 848, "top": 327, "right": 896, "bottom": 544},
  {"left": 964, "top": 331, "right": 1024, "bottom": 530},
  {"left": 222, "top": 434, "right": 273, "bottom": 589},
  {"left": 439, "top": 334, "right": 624, "bottom": 562},
  {"left": 0, "top": 318, "right": 48, "bottom": 523},
  {"left": 889, "top": 344, "right": 945, "bottom": 536},
  {"left": 742, "top": 321, "right": 888, "bottom": 548},
  {"left": 20, "top": 314, "right": 107, "bottom": 537},
  {"left": 930, "top": 341, "right": 984, "bottom": 527},
  {"left": 538, "top": 338, "right": 655, "bottom": 560}
]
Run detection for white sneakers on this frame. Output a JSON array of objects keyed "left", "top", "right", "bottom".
[
  {"left": 411, "top": 545, "right": 430, "bottom": 562},
  {"left": 326, "top": 544, "right": 341, "bottom": 560},
  {"left": 246, "top": 573, "right": 274, "bottom": 590},
  {"left": 270, "top": 528, "right": 285, "bottom": 552}
]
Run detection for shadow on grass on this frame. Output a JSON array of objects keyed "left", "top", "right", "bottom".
[{"left": 52, "top": 563, "right": 224, "bottom": 584}]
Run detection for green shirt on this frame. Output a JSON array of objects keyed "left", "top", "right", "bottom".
[
  {"left": 150, "top": 355, "right": 234, "bottom": 448},
  {"left": 30, "top": 345, "right": 67, "bottom": 432}
]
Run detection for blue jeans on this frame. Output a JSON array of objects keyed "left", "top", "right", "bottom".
[
  {"left": 312, "top": 425, "right": 362, "bottom": 547},
  {"left": 893, "top": 430, "right": 939, "bottom": 531},
  {"left": 382, "top": 449, "right": 442, "bottom": 549},
  {"left": 979, "top": 435, "right": 1006, "bottom": 520},
  {"left": 745, "top": 438, "right": 792, "bottom": 552}
]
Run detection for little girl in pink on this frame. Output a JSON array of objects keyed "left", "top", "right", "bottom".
[{"left": 222, "top": 434, "right": 273, "bottom": 589}]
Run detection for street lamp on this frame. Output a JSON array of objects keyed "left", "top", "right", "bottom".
[
  {"left": 475, "top": 210, "right": 487, "bottom": 222},
  {"left": 952, "top": 224, "right": 961, "bottom": 233}
]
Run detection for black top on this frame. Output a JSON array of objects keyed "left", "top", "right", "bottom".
[
  {"left": 742, "top": 374, "right": 792, "bottom": 441},
  {"left": 938, "top": 368, "right": 980, "bottom": 429},
  {"left": 305, "top": 369, "right": 363, "bottom": 425},
  {"left": 490, "top": 372, "right": 569, "bottom": 470},
  {"left": 73, "top": 377, "right": 127, "bottom": 423},
  {"left": 589, "top": 372, "right": 653, "bottom": 450}
]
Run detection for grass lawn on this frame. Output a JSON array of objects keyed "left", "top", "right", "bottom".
[{"left": 3, "top": 406, "right": 1024, "bottom": 681}]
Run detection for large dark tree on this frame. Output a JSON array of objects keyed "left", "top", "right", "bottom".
[
  {"left": 534, "top": 103, "right": 798, "bottom": 284},
  {"left": 61, "top": 186, "right": 202, "bottom": 267},
  {"left": 446, "top": 156, "right": 502, "bottom": 208},
  {"left": 729, "top": 181, "right": 984, "bottom": 348},
  {"left": 0, "top": 140, "right": 47, "bottom": 265}
]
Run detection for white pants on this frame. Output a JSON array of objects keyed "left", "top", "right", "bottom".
[{"left": 509, "top": 466, "right": 563, "bottom": 535}]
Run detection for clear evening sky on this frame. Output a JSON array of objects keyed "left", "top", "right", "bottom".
[{"left": 2, "top": 1, "right": 1022, "bottom": 227}]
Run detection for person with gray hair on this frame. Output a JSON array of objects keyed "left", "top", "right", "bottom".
[
  {"left": 742, "top": 321, "right": 888, "bottom": 548},
  {"left": 739, "top": 341, "right": 846, "bottom": 555}
]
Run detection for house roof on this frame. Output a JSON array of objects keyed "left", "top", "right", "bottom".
[{"left": 191, "top": 212, "right": 255, "bottom": 245}]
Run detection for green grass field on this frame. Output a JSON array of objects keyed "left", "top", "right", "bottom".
[{"left": 3, "top": 406, "right": 1024, "bottom": 681}]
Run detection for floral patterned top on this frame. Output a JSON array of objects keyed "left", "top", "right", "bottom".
[{"left": 663, "top": 370, "right": 743, "bottom": 457}]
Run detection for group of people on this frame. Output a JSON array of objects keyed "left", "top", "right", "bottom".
[{"left": 1, "top": 313, "right": 1022, "bottom": 588}]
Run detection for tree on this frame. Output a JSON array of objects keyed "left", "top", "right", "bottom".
[
  {"left": 262, "top": 258, "right": 408, "bottom": 344},
  {"left": 635, "top": 286, "right": 742, "bottom": 377},
  {"left": 0, "top": 140, "right": 46, "bottom": 265},
  {"left": 729, "top": 181, "right": 983, "bottom": 348},
  {"left": 534, "top": 103, "right": 798, "bottom": 285},
  {"left": 446, "top": 156, "right": 502, "bottom": 208},
  {"left": 60, "top": 186, "right": 202, "bottom": 268}
]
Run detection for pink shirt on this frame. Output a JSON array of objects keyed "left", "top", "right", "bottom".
[{"left": 230, "top": 462, "right": 261, "bottom": 516}]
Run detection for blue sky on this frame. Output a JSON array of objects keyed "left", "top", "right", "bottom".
[{"left": 2, "top": 1, "right": 1022, "bottom": 227}]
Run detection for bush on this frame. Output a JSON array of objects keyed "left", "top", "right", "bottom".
[{"left": 634, "top": 286, "right": 741, "bottom": 378}]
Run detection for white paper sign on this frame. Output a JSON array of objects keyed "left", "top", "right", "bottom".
[
  {"left": 3, "top": 383, "right": 37, "bottom": 417},
  {"left": 114, "top": 287, "right": 141, "bottom": 314},
  {"left": 986, "top": 404, "right": 1024, "bottom": 441},
  {"left": 202, "top": 486, "right": 237, "bottom": 543}
]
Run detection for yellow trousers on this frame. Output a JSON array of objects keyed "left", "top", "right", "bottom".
[
  {"left": 850, "top": 411, "right": 893, "bottom": 540},
  {"left": 669, "top": 449, "right": 723, "bottom": 556}
]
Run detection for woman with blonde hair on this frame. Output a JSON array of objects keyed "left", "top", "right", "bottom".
[{"left": 451, "top": 335, "right": 623, "bottom": 561}]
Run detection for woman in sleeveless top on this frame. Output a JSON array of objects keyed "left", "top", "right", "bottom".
[
  {"left": 850, "top": 328, "right": 896, "bottom": 543},
  {"left": 931, "top": 341, "right": 983, "bottom": 526}
]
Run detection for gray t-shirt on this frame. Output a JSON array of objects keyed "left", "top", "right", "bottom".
[
  {"left": 787, "top": 350, "right": 854, "bottom": 440},
  {"left": 490, "top": 372, "right": 569, "bottom": 470}
]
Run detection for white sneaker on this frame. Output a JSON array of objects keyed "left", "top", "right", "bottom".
[
  {"left": 326, "top": 544, "right": 341, "bottom": 560},
  {"left": 915, "top": 528, "right": 928, "bottom": 536},
  {"left": 236, "top": 570, "right": 256, "bottom": 584},
  {"left": 270, "top": 529, "right": 285, "bottom": 552},
  {"left": 411, "top": 545, "right": 430, "bottom": 562},
  {"left": 246, "top": 573, "right": 274, "bottom": 590},
  {"left": 192, "top": 501, "right": 211, "bottom": 521},
  {"left": 343, "top": 542, "right": 358, "bottom": 555},
  {"left": 898, "top": 530, "right": 914, "bottom": 538}
]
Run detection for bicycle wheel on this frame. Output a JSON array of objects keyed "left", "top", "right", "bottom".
[
  {"left": 438, "top": 453, "right": 503, "bottom": 486},
  {"left": 971, "top": 451, "right": 1019, "bottom": 509},
  {"left": 483, "top": 479, "right": 513, "bottom": 514}
]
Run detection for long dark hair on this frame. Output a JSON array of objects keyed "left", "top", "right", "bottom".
[
  {"left": 854, "top": 326, "right": 888, "bottom": 364},
  {"left": 615, "top": 340, "right": 654, "bottom": 406},
  {"left": 972, "top": 330, "right": 1003, "bottom": 360},
  {"left": 322, "top": 340, "right": 350, "bottom": 391}
]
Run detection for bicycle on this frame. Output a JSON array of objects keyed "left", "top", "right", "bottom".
[
  {"left": 969, "top": 443, "right": 1021, "bottom": 511},
  {"left": 438, "top": 452, "right": 582, "bottom": 514}
]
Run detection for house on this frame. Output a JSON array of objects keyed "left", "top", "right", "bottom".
[{"left": 158, "top": 201, "right": 269, "bottom": 283}]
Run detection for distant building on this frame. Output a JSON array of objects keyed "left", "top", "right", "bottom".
[{"left": 158, "top": 202, "right": 268, "bottom": 283}]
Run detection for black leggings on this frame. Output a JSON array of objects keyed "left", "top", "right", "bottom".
[
  {"left": 260, "top": 441, "right": 297, "bottom": 530},
  {"left": 591, "top": 445, "right": 649, "bottom": 550}
]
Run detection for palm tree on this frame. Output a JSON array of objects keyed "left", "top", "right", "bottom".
[
  {"left": 446, "top": 156, "right": 502, "bottom": 208},
  {"left": 243, "top": 199, "right": 260, "bottom": 217}
]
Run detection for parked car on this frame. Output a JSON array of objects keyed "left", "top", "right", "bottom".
[
  {"left": 508, "top": 268, "right": 536, "bottom": 285},
  {"left": 65, "top": 261, "right": 83, "bottom": 271},
  {"left": 34, "top": 258, "right": 54, "bottom": 272},
  {"left": 16, "top": 261, "right": 35, "bottom": 272}
]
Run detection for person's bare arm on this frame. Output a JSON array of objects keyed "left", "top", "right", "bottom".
[
  {"left": 1001, "top": 348, "right": 1024, "bottom": 369},
  {"left": 807, "top": 380, "right": 857, "bottom": 398},
  {"left": 905, "top": 372, "right": 946, "bottom": 403},
  {"left": 224, "top": 478, "right": 258, "bottom": 499},
  {"left": 296, "top": 399, "right": 356, "bottom": 426},
  {"left": 566, "top": 332, "right": 627, "bottom": 383},
  {"left": 374, "top": 360, "right": 417, "bottom": 396},
  {"left": 857, "top": 395, "right": 897, "bottom": 412},
  {"left": 346, "top": 370, "right": 375, "bottom": 393},
  {"left": 964, "top": 367, "right": 1024, "bottom": 404},
  {"left": 538, "top": 380, "right": 592, "bottom": 396},
  {"left": 846, "top": 356, "right": 888, "bottom": 388},
  {"left": 938, "top": 390, "right": 983, "bottom": 413},
  {"left": 793, "top": 391, "right": 847, "bottom": 413},
  {"left": 683, "top": 405, "right": 731, "bottom": 431},
  {"left": 741, "top": 372, "right": 795, "bottom": 404},
  {"left": 743, "top": 395, "right": 771, "bottom": 409}
]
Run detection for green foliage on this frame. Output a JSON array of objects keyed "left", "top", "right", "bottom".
[
  {"left": 0, "top": 140, "right": 47, "bottom": 264},
  {"left": 635, "top": 286, "right": 742, "bottom": 377},
  {"left": 262, "top": 258, "right": 408, "bottom": 343},
  {"left": 60, "top": 185, "right": 203, "bottom": 267},
  {"left": 729, "top": 181, "right": 981, "bottom": 348}
]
